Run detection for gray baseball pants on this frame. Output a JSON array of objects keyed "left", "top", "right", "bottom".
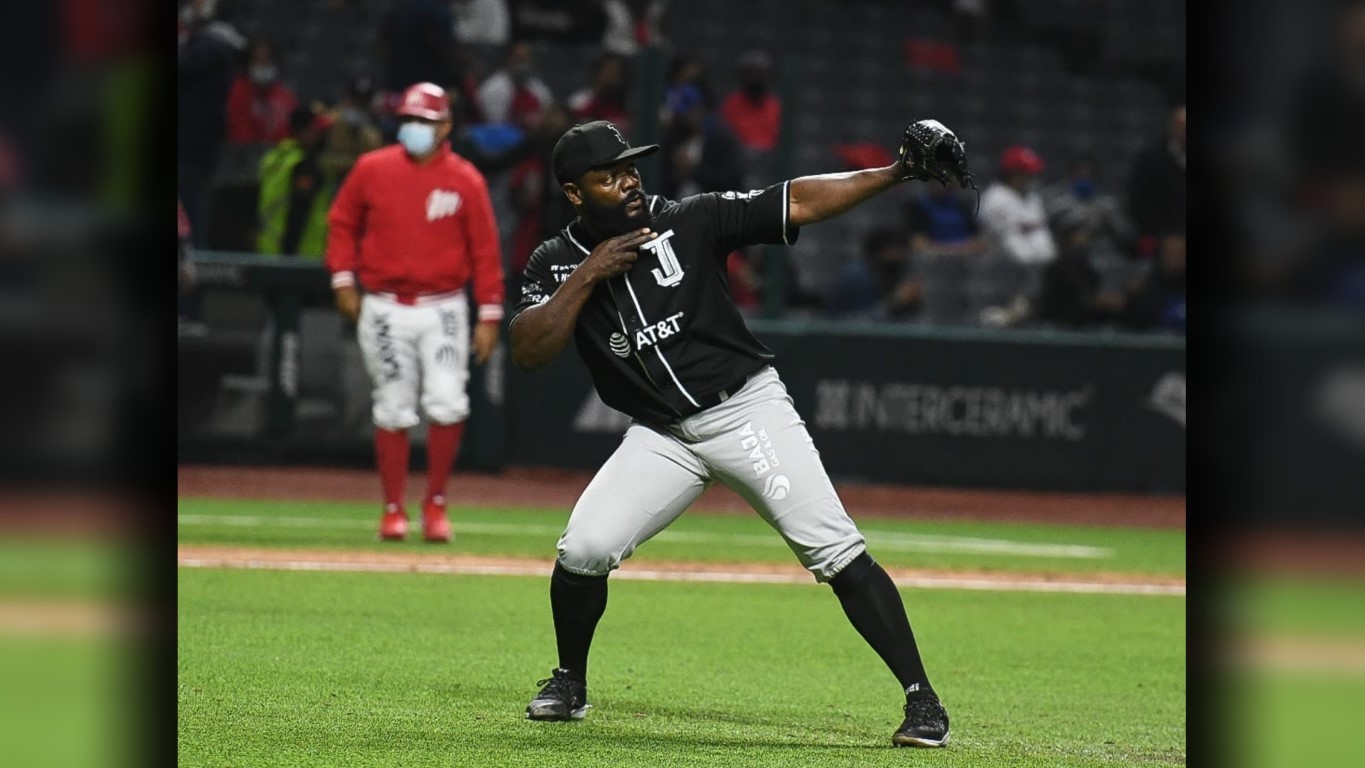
[{"left": 556, "top": 366, "right": 867, "bottom": 582}]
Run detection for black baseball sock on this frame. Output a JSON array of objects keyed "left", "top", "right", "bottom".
[
  {"left": 829, "top": 552, "right": 935, "bottom": 698},
  {"left": 550, "top": 561, "right": 609, "bottom": 679}
]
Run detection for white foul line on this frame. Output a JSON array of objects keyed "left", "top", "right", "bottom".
[
  {"left": 177, "top": 557, "right": 1184, "bottom": 596},
  {"left": 176, "top": 515, "right": 1113, "bottom": 560}
]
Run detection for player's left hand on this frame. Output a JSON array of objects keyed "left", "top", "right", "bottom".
[
  {"left": 897, "top": 119, "right": 974, "bottom": 190},
  {"left": 473, "top": 320, "right": 499, "bottom": 365}
]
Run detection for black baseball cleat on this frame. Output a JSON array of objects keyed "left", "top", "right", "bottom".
[
  {"left": 525, "top": 668, "right": 590, "bottom": 721},
  {"left": 892, "top": 692, "right": 950, "bottom": 747}
]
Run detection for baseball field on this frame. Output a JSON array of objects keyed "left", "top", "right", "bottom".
[{"left": 177, "top": 467, "right": 1186, "bottom": 767}]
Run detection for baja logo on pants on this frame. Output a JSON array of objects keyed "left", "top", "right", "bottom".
[
  {"left": 738, "top": 421, "right": 782, "bottom": 478},
  {"left": 426, "top": 189, "right": 462, "bottom": 222}
]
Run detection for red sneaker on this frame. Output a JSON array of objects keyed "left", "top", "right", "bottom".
[
  {"left": 422, "top": 495, "right": 451, "bottom": 543},
  {"left": 379, "top": 507, "right": 408, "bottom": 541}
]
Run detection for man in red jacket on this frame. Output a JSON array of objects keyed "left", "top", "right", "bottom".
[{"left": 326, "top": 82, "right": 506, "bottom": 543}]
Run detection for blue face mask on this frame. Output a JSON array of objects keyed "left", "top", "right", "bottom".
[
  {"left": 398, "top": 122, "right": 437, "bottom": 156},
  {"left": 1071, "top": 179, "right": 1096, "bottom": 201}
]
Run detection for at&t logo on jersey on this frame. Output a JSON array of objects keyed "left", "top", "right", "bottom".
[
  {"left": 634, "top": 311, "right": 685, "bottom": 349},
  {"left": 426, "top": 189, "right": 462, "bottom": 222},
  {"left": 609, "top": 332, "right": 631, "bottom": 358}
]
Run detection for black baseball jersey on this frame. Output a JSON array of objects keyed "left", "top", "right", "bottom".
[{"left": 511, "top": 181, "right": 800, "bottom": 425}]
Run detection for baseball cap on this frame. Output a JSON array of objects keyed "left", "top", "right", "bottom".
[
  {"left": 552, "top": 121, "right": 659, "bottom": 186},
  {"left": 999, "top": 145, "right": 1045, "bottom": 175},
  {"left": 395, "top": 82, "right": 451, "bottom": 121}
]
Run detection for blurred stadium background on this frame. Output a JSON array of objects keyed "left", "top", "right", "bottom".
[{"left": 176, "top": 0, "right": 1189, "bottom": 496}]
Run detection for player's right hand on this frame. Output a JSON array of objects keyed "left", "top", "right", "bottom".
[
  {"left": 334, "top": 286, "right": 361, "bottom": 322},
  {"left": 580, "top": 228, "right": 654, "bottom": 283}
]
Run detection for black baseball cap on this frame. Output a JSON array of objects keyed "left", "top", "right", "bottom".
[{"left": 552, "top": 121, "right": 659, "bottom": 186}]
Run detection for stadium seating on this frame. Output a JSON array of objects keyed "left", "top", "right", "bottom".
[{"left": 205, "top": 0, "right": 1182, "bottom": 326}]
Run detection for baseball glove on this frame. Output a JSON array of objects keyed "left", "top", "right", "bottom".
[{"left": 897, "top": 119, "right": 975, "bottom": 191}]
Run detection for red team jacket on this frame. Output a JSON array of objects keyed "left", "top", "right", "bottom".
[{"left": 326, "top": 143, "right": 506, "bottom": 322}]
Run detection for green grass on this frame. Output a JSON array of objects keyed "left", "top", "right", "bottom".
[
  {"left": 178, "top": 567, "right": 1185, "bottom": 767},
  {"left": 177, "top": 498, "right": 1185, "bottom": 577},
  {"left": 0, "top": 537, "right": 140, "bottom": 600},
  {"left": 1225, "top": 576, "right": 1365, "bottom": 638},
  {"left": 1, "top": 636, "right": 137, "bottom": 768}
]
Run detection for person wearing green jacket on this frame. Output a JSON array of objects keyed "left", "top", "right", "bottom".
[{"left": 257, "top": 107, "right": 335, "bottom": 257}]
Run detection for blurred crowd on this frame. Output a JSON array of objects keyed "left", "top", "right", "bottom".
[{"left": 177, "top": 0, "right": 1186, "bottom": 335}]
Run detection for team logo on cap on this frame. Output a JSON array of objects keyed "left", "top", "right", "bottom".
[
  {"left": 609, "top": 332, "right": 631, "bottom": 358},
  {"left": 606, "top": 123, "right": 627, "bottom": 145}
]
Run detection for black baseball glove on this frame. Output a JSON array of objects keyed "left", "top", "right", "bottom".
[{"left": 897, "top": 119, "right": 975, "bottom": 190}]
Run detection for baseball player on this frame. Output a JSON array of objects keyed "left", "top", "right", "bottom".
[
  {"left": 510, "top": 120, "right": 974, "bottom": 746},
  {"left": 326, "top": 82, "right": 505, "bottom": 543}
]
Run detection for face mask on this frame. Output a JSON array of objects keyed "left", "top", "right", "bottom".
[
  {"left": 398, "top": 121, "right": 437, "bottom": 156},
  {"left": 249, "top": 64, "right": 278, "bottom": 85},
  {"left": 1071, "top": 179, "right": 1095, "bottom": 200}
]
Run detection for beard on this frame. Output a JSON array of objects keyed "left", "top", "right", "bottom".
[{"left": 580, "top": 191, "right": 651, "bottom": 239}]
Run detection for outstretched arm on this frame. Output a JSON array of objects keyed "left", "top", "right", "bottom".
[
  {"left": 787, "top": 165, "right": 903, "bottom": 228},
  {"left": 789, "top": 119, "right": 975, "bottom": 228}
]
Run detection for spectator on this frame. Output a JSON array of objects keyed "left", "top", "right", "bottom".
[
  {"left": 601, "top": 0, "right": 667, "bottom": 56},
  {"left": 320, "top": 77, "right": 384, "bottom": 182},
  {"left": 177, "top": 197, "right": 205, "bottom": 334},
  {"left": 225, "top": 40, "right": 299, "bottom": 145},
  {"left": 1042, "top": 150, "right": 1133, "bottom": 261},
  {"left": 177, "top": 0, "right": 246, "bottom": 244},
  {"left": 568, "top": 53, "right": 632, "bottom": 134},
  {"left": 446, "top": 85, "right": 540, "bottom": 178},
  {"left": 381, "top": 0, "right": 459, "bottom": 94},
  {"left": 720, "top": 50, "right": 781, "bottom": 152},
  {"left": 949, "top": 0, "right": 988, "bottom": 44},
  {"left": 1121, "top": 231, "right": 1186, "bottom": 333},
  {"left": 726, "top": 249, "right": 762, "bottom": 312},
  {"left": 1032, "top": 215, "right": 1127, "bottom": 328},
  {"left": 476, "top": 40, "right": 554, "bottom": 128},
  {"left": 1125, "top": 103, "right": 1187, "bottom": 250},
  {"left": 662, "top": 54, "right": 713, "bottom": 117},
  {"left": 829, "top": 228, "right": 921, "bottom": 320},
  {"left": 907, "top": 184, "right": 986, "bottom": 258},
  {"left": 976, "top": 145, "right": 1056, "bottom": 326},
  {"left": 178, "top": 199, "right": 195, "bottom": 299},
  {"left": 660, "top": 83, "right": 744, "bottom": 199},
  {"left": 980, "top": 145, "right": 1056, "bottom": 266},
  {"left": 506, "top": 102, "right": 577, "bottom": 282},
  {"left": 451, "top": 0, "right": 510, "bottom": 47},
  {"left": 257, "top": 106, "right": 336, "bottom": 258}
]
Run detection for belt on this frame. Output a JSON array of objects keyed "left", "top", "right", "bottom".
[
  {"left": 372, "top": 289, "right": 465, "bottom": 307},
  {"left": 693, "top": 371, "right": 756, "bottom": 412}
]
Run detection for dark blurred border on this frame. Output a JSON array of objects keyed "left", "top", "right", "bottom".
[{"left": 0, "top": 2, "right": 174, "bottom": 767}]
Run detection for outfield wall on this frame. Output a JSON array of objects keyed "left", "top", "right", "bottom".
[{"left": 502, "top": 321, "right": 1186, "bottom": 493}]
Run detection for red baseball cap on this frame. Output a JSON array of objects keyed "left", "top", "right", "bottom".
[
  {"left": 999, "top": 145, "right": 1045, "bottom": 175},
  {"left": 395, "top": 82, "right": 451, "bottom": 121}
]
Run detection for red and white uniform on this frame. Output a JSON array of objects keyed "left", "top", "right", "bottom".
[{"left": 326, "top": 143, "right": 505, "bottom": 429}]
